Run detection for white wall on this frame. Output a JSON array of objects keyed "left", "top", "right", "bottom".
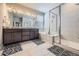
[
  {"left": 61, "top": 4, "right": 79, "bottom": 43},
  {"left": 0, "top": 4, "right": 5, "bottom": 49}
]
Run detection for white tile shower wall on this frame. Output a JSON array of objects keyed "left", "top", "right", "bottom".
[
  {"left": 0, "top": 3, "right": 9, "bottom": 49},
  {"left": 61, "top": 4, "right": 79, "bottom": 43}
]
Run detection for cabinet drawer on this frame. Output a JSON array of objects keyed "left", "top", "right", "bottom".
[
  {"left": 22, "top": 32, "right": 29, "bottom": 36},
  {"left": 22, "top": 29, "right": 30, "bottom": 32},
  {"left": 32, "top": 29, "right": 38, "bottom": 32},
  {"left": 12, "top": 29, "right": 21, "bottom": 32},
  {"left": 3, "top": 29, "right": 21, "bottom": 32},
  {"left": 22, "top": 36, "right": 29, "bottom": 41},
  {"left": 3, "top": 29, "right": 13, "bottom": 33},
  {"left": 29, "top": 32, "right": 34, "bottom": 36}
]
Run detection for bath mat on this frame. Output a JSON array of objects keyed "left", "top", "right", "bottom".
[
  {"left": 48, "top": 45, "right": 79, "bottom": 56},
  {"left": 2, "top": 43, "right": 22, "bottom": 56},
  {"left": 32, "top": 39, "right": 44, "bottom": 45}
]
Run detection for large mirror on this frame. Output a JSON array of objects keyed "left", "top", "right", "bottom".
[{"left": 8, "top": 10, "right": 44, "bottom": 31}]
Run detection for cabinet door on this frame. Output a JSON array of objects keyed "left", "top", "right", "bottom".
[
  {"left": 12, "top": 31, "right": 21, "bottom": 43},
  {"left": 22, "top": 35, "right": 29, "bottom": 41},
  {"left": 22, "top": 32, "right": 29, "bottom": 36},
  {"left": 3, "top": 32, "right": 12, "bottom": 45},
  {"left": 29, "top": 31, "right": 35, "bottom": 39},
  {"left": 34, "top": 29, "right": 39, "bottom": 39},
  {"left": 22, "top": 29, "right": 29, "bottom": 41}
]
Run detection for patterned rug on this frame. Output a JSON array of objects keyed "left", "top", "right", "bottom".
[
  {"left": 32, "top": 39, "right": 44, "bottom": 45},
  {"left": 48, "top": 45, "right": 79, "bottom": 56},
  {"left": 2, "top": 43, "right": 22, "bottom": 56}
]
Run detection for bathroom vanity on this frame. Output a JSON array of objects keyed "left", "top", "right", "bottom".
[
  {"left": 2, "top": 8, "right": 43, "bottom": 45},
  {"left": 3, "top": 28, "right": 39, "bottom": 45}
]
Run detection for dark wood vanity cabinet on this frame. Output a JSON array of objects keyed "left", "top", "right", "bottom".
[
  {"left": 12, "top": 30, "right": 21, "bottom": 43},
  {"left": 3, "top": 29, "right": 22, "bottom": 45},
  {"left": 21, "top": 29, "right": 30, "bottom": 41},
  {"left": 21, "top": 29, "right": 39, "bottom": 41},
  {"left": 3, "top": 28, "right": 39, "bottom": 45},
  {"left": 3, "top": 30, "right": 12, "bottom": 45}
]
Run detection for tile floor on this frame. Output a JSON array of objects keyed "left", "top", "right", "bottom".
[
  {"left": 0, "top": 35, "right": 79, "bottom": 56},
  {"left": 0, "top": 40, "right": 55, "bottom": 56}
]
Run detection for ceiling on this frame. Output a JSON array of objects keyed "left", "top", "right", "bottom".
[{"left": 20, "top": 3, "right": 61, "bottom": 13}]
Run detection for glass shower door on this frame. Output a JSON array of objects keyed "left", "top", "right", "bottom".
[{"left": 49, "top": 12, "right": 57, "bottom": 35}]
